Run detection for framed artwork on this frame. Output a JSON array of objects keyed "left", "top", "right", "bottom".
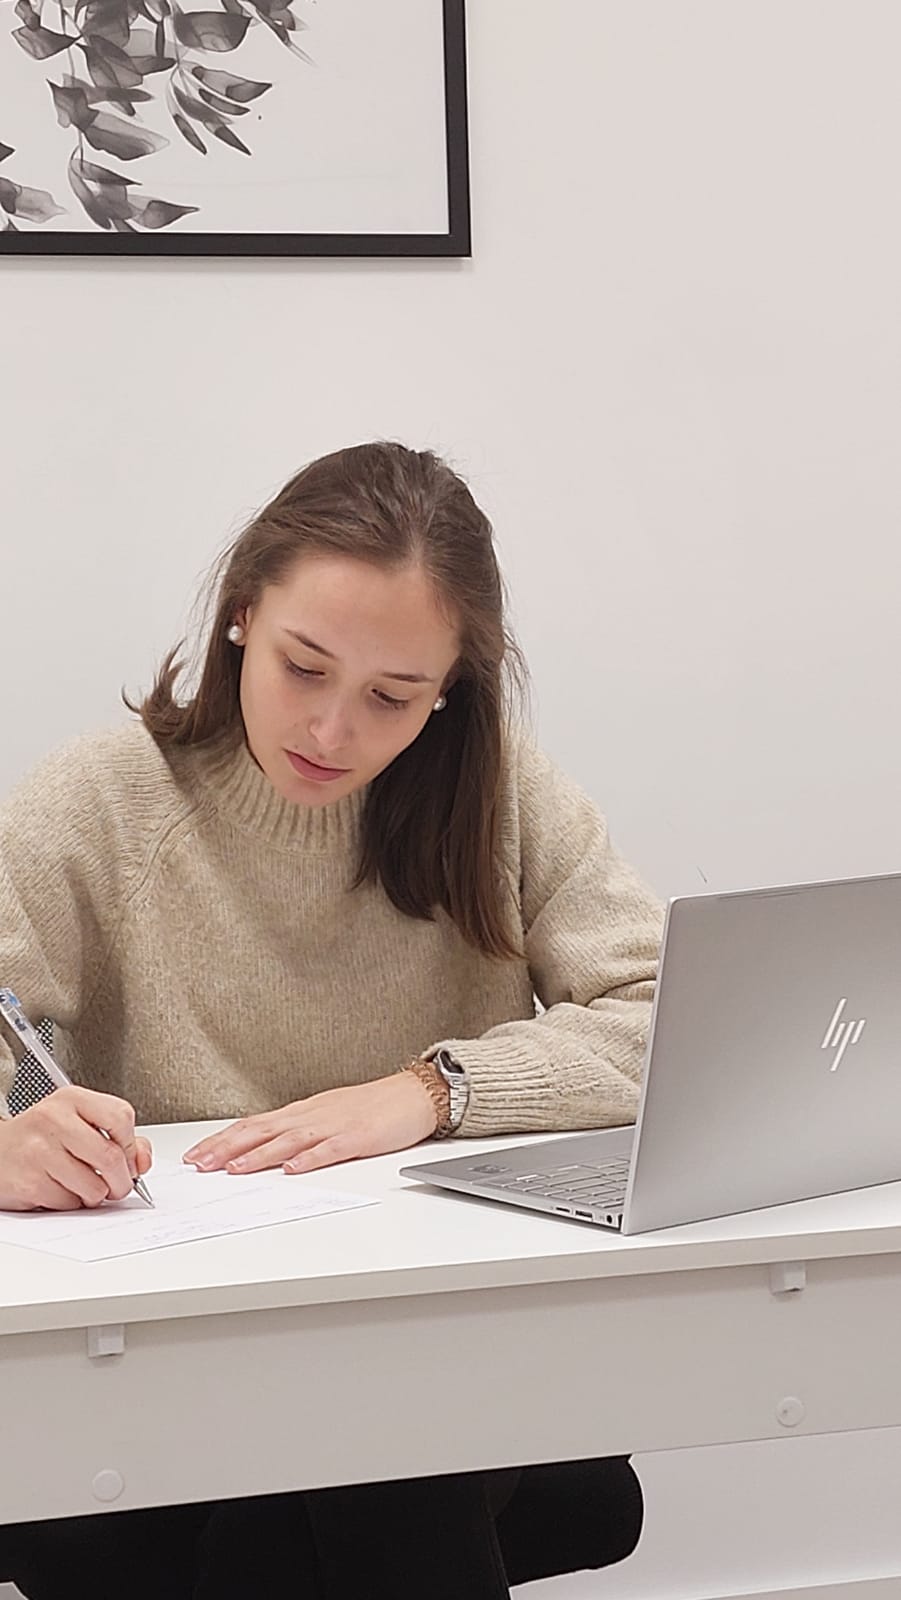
[{"left": 0, "top": 0, "right": 469, "bottom": 255}]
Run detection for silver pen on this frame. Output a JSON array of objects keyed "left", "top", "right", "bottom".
[{"left": 0, "top": 988, "right": 154, "bottom": 1208}]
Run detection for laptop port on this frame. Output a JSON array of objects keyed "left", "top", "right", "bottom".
[{"left": 574, "top": 1209, "right": 593, "bottom": 1220}]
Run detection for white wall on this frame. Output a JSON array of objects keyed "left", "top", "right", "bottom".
[
  {"left": 3, "top": 1, "right": 901, "bottom": 1594},
  {"left": 3, "top": 1, "right": 901, "bottom": 899}
]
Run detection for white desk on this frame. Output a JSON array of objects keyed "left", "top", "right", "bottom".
[{"left": 3, "top": 1122, "right": 901, "bottom": 1527}]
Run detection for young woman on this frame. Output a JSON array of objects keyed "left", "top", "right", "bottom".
[{"left": 0, "top": 442, "right": 662, "bottom": 1598}]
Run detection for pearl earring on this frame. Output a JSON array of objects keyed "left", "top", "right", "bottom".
[
  {"left": 433, "top": 694, "right": 446, "bottom": 712},
  {"left": 227, "top": 624, "right": 244, "bottom": 645}
]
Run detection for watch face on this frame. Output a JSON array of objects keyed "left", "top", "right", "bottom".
[{"left": 435, "top": 1048, "right": 463, "bottom": 1079}]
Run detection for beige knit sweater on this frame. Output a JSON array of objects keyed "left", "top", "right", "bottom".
[{"left": 0, "top": 723, "right": 663, "bottom": 1135}]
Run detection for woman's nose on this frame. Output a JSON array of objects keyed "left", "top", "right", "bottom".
[{"left": 308, "top": 699, "right": 353, "bottom": 756}]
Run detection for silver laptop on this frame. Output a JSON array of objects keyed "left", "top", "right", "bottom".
[{"left": 402, "top": 872, "right": 901, "bottom": 1234}]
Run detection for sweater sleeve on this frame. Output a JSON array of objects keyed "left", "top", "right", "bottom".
[
  {"left": 429, "top": 740, "right": 664, "bottom": 1137},
  {"left": 0, "top": 730, "right": 152, "bottom": 1107}
]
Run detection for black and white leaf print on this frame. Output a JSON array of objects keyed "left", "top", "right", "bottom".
[
  {"left": 13, "top": 25, "right": 77, "bottom": 60},
  {"left": 3, "top": 0, "right": 313, "bottom": 231},
  {"left": 172, "top": 10, "right": 249, "bottom": 52},
  {"left": 0, "top": 143, "right": 65, "bottom": 220},
  {"left": 0, "top": 173, "right": 65, "bottom": 220},
  {"left": 188, "top": 64, "right": 270, "bottom": 101}
]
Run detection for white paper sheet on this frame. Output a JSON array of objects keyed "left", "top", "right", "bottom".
[{"left": 0, "top": 1158, "right": 376, "bottom": 1261}]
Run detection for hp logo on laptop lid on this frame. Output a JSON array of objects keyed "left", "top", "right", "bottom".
[{"left": 821, "top": 999, "right": 866, "bottom": 1071}]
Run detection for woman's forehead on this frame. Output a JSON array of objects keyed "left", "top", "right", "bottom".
[{"left": 263, "top": 554, "right": 460, "bottom": 670}]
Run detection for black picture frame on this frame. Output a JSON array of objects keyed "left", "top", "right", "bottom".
[{"left": 0, "top": 0, "right": 470, "bottom": 258}]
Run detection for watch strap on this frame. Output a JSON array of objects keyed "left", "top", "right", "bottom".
[{"left": 429, "top": 1047, "right": 469, "bottom": 1135}]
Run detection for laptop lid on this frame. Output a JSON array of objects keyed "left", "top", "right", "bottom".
[{"left": 622, "top": 872, "right": 901, "bottom": 1233}]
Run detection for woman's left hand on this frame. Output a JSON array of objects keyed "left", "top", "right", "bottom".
[{"left": 182, "top": 1072, "right": 439, "bottom": 1175}]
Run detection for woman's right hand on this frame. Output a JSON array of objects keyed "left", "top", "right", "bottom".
[{"left": 0, "top": 1086, "right": 152, "bottom": 1211}]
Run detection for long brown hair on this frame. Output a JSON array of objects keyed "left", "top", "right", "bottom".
[{"left": 131, "top": 442, "right": 528, "bottom": 958}]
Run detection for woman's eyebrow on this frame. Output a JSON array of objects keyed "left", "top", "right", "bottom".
[{"left": 283, "top": 629, "right": 433, "bottom": 683}]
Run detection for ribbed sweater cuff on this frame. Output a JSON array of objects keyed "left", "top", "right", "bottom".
[{"left": 429, "top": 1035, "right": 564, "bottom": 1137}]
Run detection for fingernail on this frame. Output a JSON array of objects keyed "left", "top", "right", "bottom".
[
  {"left": 227, "top": 1157, "right": 246, "bottom": 1171},
  {"left": 194, "top": 1155, "right": 215, "bottom": 1170}
]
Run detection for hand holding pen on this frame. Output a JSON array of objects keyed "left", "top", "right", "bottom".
[{"left": 0, "top": 988, "right": 153, "bottom": 1211}]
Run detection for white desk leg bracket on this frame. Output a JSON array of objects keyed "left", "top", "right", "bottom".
[
  {"left": 769, "top": 1261, "right": 807, "bottom": 1296},
  {"left": 87, "top": 1324, "right": 126, "bottom": 1359}
]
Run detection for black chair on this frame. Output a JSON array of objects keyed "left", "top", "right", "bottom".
[{"left": 6, "top": 1018, "right": 56, "bottom": 1118}]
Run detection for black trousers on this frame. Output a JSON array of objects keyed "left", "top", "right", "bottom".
[{"left": 2, "top": 1458, "right": 643, "bottom": 1599}]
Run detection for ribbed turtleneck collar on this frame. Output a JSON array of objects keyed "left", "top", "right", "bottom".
[{"left": 183, "top": 735, "right": 368, "bottom": 851}]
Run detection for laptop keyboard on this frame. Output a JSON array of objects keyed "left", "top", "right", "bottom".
[{"left": 487, "top": 1158, "right": 631, "bottom": 1212}]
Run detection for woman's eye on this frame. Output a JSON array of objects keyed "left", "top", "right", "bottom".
[{"left": 285, "top": 660, "right": 407, "bottom": 710}]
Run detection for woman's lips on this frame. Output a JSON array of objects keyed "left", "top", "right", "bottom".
[{"left": 286, "top": 750, "right": 350, "bottom": 783}]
